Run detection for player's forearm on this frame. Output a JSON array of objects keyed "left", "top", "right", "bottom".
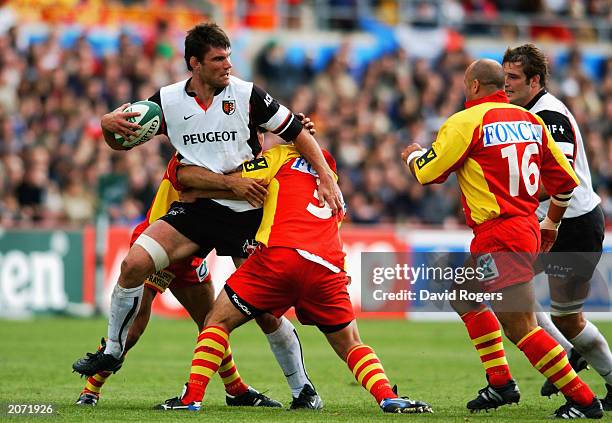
[
  {"left": 177, "top": 165, "right": 233, "bottom": 191},
  {"left": 293, "top": 130, "right": 334, "bottom": 181},
  {"left": 545, "top": 190, "right": 573, "bottom": 223},
  {"left": 179, "top": 188, "right": 239, "bottom": 202}
]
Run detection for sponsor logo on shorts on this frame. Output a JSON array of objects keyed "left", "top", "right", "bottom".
[
  {"left": 243, "top": 157, "right": 268, "bottom": 172},
  {"left": 196, "top": 261, "right": 209, "bottom": 282},
  {"left": 482, "top": 121, "right": 543, "bottom": 147},
  {"left": 222, "top": 100, "right": 235, "bottom": 115},
  {"left": 242, "top": 239, "right": 258, "bottom": 255},
  {"left": 231, "top": 294, "right": 252, "bottom": 316},
  {"left": 145, "top": 269, "right": 175, "bottom": 291},
  {"left": 476, "top": 253, "right": 500, "bottom": 282},
  {"left": 168, "top": 206, "right": 186, "bottom": 216},
  {"left": 416, "top": 148, "right": 437, "bottom": 169},
  {"left": 545, "top": 263, "right": 573, "bottom": 279}
]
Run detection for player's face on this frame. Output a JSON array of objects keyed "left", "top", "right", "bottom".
[
  {"left": 503, "top": 61, "right": 536, "bottom": 107},
  {"left": 199, "top": 47, "right": 232, "bottom": 89}
]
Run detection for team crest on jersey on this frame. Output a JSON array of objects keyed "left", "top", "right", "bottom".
[
  {"left": 243, "top": 157, "right": 268, "bottom": 172},
  {"left": 416, "top": 148, "right": 437, "bottom": 169},
  {"left": 222, "top": 100, "right": 235, "bottom": 115}
]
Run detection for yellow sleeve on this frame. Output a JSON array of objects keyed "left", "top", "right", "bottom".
[
  {"left": 241, "top": 145, "right": 300, "bottom": 183},
  {"left": 414, "top": 116, "right": 473, "bottom": 185}
]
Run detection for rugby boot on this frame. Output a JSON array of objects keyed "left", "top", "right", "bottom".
[
  {"left": 601, "top": 384, "right": 612, "bottom": 411},
  {"left": 467, "top": 378, "right": 520, "bottom": 412},
  {"left": 290, "top": 384, "right": 323, "bottom": 410},
  {"left": 226, "top": 386, "right": 282, "bottom": 407},
  {"left": 380, "top": 385, "right": 433, "bottom": 414},
  {"left": 72, "top": 338, "right": 123, "bottom": 377},
  {"left": 75, "top": 392, "right": 98, "bottom": 406},
  {"left": 154, "top": 384, "right": 201, "bottom": 411},
  {"left": 552, "top": 397, "right": 603, "bottom": 419}
]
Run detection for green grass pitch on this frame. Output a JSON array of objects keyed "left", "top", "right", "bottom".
[{"left": 1, "top": 317, "right": 611, "bottom": 422}]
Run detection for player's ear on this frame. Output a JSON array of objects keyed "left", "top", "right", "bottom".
[
  {"left": 530, "top": 74, "right": 540, "bottom": 88},
  {"left": 189, "top": 56, "right": 200, "bottom": 71}
]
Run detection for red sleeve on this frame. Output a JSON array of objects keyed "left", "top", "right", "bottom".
[{"left": 165, "top": 154, "right": 184, "bottom": 191}]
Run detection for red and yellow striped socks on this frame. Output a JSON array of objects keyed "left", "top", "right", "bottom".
[
  {"left": 461, "top": 308, "right": 512, "bottom": 387},
  {"left": 218, "top": 345, "right": 249, "bottom": 397},
  {"left": 346, "top": 345, "right": 396, "bottom": 404},
  {"left": 181, "top": 326, "right": 229, "bottom": 405},
  {"left": 82, "top": 371, "right": 111, "bottom": 396},
  {"left": 81, "top": 340, "right": 112, "bottom": 397},
  {"left": 518, "top": 326, "right": 594, "bottom": 406}
]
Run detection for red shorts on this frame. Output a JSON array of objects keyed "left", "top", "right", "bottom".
[
  {"left": 471, "top": 215, "right": 540, "bottom": 292},
  {"left": 130, "top": 221, "right": 210, "bottom": 293},
  {"left": 226, "top": 246, "right": 355, "bottom": 328}
]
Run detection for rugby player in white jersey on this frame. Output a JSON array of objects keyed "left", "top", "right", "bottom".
[
  {"left": 72, "top": 22, "right": 341, "bottom": 409},
  {"left": 504, "top": 44, "right": 612, "bottom": 409}
]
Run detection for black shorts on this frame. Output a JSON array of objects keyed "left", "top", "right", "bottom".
[
  {"left": 160, "top": 198, "right": 263, "bottom": 258},
  {"left": 541, "top": 205, "right": 604, "bottom": 280}
]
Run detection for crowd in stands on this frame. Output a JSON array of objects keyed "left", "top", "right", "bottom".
[{"left": 0, "top": 15, "right": 611, "bottom": 228}]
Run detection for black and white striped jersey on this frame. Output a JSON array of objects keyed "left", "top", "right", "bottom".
[
  {"left": 149, "top": 75, "right": 302, "bottom": 212},
  {"left": 526, "top": 90, "right": 600, "bottom": 219}
]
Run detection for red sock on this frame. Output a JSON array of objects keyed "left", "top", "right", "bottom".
[
  {"left": 218, "top": 345, "right": 249, "bottom": 397},
  {"left": 461, "top": 308, "right": 512, "bottom": 387},
  {"left": 181, "top": 326, "right": 228, "bottom": 405},
  {"left": 346, "top": 345, "right": 396, "bottom": 404},
  {"left": 517, "top": 327, "right": 594, "bottom": 406}
]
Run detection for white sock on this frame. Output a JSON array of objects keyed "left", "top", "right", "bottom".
[
  {"left": 571, "top": 320, "right": 612, "bottom": 385},
  {"left": 104, "top": 284, "right": 143, "bottom": 358},
  {"left": 536, "top": 312, "right": 574, "bottom": 352},
  {"left": 265, "top": 317, "right": 313, "bottom": 397}
]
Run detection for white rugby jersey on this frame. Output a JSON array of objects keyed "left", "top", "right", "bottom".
[
  {"left": 527, "top": 90, "right": 600, "bottom": 219},
  {"left": 149, "top": 75, "right": 302, "bottom": 212}
]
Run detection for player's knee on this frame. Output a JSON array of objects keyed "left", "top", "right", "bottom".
[
  {"left": 120, "top": 256, "right": 151, "bottom": 287},
  {"left": 255, "top": 313, "right": 281, "bottom": 334},
  {"left": 552, "top": 313, "right": 585, "bottom": 338}
]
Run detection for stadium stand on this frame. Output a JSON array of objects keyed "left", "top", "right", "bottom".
[{"left": 0, "top": 0, "right": 610, "bottom": 227}]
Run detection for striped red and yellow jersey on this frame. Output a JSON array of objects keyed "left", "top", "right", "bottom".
[
  {"left": 241, "top": 145, "right": 346, "bottom": 270},
  {"left": 413, "top": 90, "right": 579, "bottom": 229}
]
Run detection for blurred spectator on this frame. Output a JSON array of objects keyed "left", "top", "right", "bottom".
[{"left": 0, "top": 11, "right": 610, "bottom": 230}]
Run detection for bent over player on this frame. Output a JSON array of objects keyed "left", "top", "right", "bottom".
[
  {"left": 75, "top": 152, "right": 317, "bottom": 408},
  {"left": 402, "top": 59, "right": 602, "bottom": 419},
  {"left": 155, "top": 144, "right": 433, "bottom": 414}
]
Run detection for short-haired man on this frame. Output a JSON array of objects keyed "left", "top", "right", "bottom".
[
  {"left": 72, "top": 23, "right": 340, "bottom": 411},
  {"left": 503, "top": 43, "right": 612, "bottom": 409},
  {"left": 402, "top": 59, "right": 602, "bottom": 419}
]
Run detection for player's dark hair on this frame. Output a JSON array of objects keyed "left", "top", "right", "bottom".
[
  {"left": 502, "top": 44, "right": 548, "bottom": 87},
  {"left": 184, "top": 23, "right": 231, "bottom": 71}
]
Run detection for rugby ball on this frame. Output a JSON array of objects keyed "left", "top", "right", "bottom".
[{"left": 114, "top": 100, "right": 162, "bottom": 148}]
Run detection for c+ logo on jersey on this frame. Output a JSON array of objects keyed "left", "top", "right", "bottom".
[
  {"left": 416, "top": 148, "right": 437, "bottom": 169},
  {"left": 547, "top": 124, "right": 565, "bottom": 134},
  {"left": 243, "top": 157, "right": 268, "bottom": 172},
  {"left": 222, "top": 100, "right": 235, "bottom": 115}
]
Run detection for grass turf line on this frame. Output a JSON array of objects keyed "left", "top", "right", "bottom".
[{"left": 1, "top": 318, "right": 611, "bottom": 422}]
